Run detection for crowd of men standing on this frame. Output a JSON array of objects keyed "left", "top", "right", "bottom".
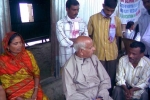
[
  {"left": 56, "top": 0, "right": 150, "bottom": 100},
  {"left": 0, "top": 0, "right": 149, "bottom": 100}
]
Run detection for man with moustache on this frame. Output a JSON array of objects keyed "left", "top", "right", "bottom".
[
  {"left": 138, "top": 0, "right": 150, "bottom": 58},
  {"left": 56, "top": 0, "right": 88, "bottom": 68},
  {"left": 88, "top": 0, "right": 122, "bottom": 95},
  {"left": 112, "top": 41, "right": 150, "bottom": 100},
  {"left": 62, "top": 36, "right": 112, "bottom": 100}
]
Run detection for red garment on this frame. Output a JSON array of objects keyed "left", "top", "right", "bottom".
[{"left": 0, "top": 32, "right": 48, "bottom": 100}]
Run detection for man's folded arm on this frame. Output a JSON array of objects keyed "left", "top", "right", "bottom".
[{"left": 56, "top": 22, "right": 73, "bottom": 47}]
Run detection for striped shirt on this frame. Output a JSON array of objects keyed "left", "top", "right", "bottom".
[
  {"left": 88, "top": 13, "right": 122, "bottom": 61},
  {"left": 56, "top": 16, "right": 88, "bottom": 67},
  {"left": 138, "top": 11, "right": 150, "bottom": 56},
  {"left": 138, "top": 11, "right": 150, "bottom": 37},
  {"left": 116, "top": 55, "right": 150, "bottom": 99}
]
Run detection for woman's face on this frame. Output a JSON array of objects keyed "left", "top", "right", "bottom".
[{"left": 8, "top": 36, "right": 23, "bottom": 55}]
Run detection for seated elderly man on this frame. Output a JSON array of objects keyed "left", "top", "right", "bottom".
[
  {"left": 0, "top": 85, "right": 6, "bottom": 100},
  {"left": 62, "top": 36, "right": 112, "bottom": 100},
  {"left": 112, "top": 41, "right": 150, "bottom": 100}
]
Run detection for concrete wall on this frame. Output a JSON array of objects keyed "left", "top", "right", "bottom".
[
  {"left": 26, "top": 42, "right": 65, "bottom": 100},
  {"left": 26, "top": 42, "right": 52, "bottom": 80}
]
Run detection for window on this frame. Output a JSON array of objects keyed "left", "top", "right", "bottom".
[
  {"left": 19, "top": 3, "right": 34, "bottom": 23},
  {"left": 25, "top": 38, "right": 50, "bottom": 47}
]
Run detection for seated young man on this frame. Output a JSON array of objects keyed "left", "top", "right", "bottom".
[
  {"left": 62, "top": 36, "right": 112, "bottom": 100},
  {"left": 112, "top": 41, "right": 150, "bottom": 100}
]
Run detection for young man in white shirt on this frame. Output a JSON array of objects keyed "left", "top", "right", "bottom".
[{"left": 56, "top": 0, "right": 88, "bottom": 67}]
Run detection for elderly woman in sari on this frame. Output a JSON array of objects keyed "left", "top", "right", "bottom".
[{"left": 0, "top": 32, "right": 48, "bottom": 100}]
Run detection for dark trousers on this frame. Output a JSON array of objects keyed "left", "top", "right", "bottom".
[
  {"left": 100, "top": 59, "right": 117, "bottom": 96},
  {"left": 112, "top": 86, "right": 149, "bottom": 100}
]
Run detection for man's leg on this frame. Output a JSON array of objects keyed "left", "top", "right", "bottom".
[
  {"left": 140, "top": 90, "right": 148, "bottom": 100},
  {"left": 100, "top": 60, "right": 106, "bottom": 69},
  {"left": 112, "top": 86, "right": 125, "bottom": 100},
  {"left": 100, "top": 59, "right": 117, "bottom": 96},
  {"left": 107, "top": 59, "right": 117, "bottom": 94}
]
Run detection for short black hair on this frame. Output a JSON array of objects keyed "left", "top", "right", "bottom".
[
  {"left": 126, "top": 21, "right": 134, "bottom": 29},
  {"left": 66, "top": 0, "right": 79, "bottom": 9},
  {"left": 8, "top": 33, "right": 22, "bottom": 45},
  {"left": 130, "top": 41, "right": 145, "bottom": 53},
  {"left": 104, "top": 0, "right": 118, "bottom": 9}
]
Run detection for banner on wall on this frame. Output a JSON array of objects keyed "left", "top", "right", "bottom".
[{"left": 119, "top": 0, "right": 141, "bottom": 24}]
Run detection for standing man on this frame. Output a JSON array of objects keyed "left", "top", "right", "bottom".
[
  {"left": 88, "top": 0, "right": 122, "bottom": 95},
  {"left": 56, "top": 0, "right": 88, "bottom": 67},
  {"left": 138, "top": 0, "right": 150, "bottom": 58}
]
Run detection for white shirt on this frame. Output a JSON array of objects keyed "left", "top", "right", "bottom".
[
  {"left": 116, "top": 55, "right": 150, "bottom": 99},
  {"left": 138, "top": 11, "right": 150, "bottom": 55},
  {"left": 56, "top": 16, "right": 88, "bottom": 67},
  {"left": 124, "top": 29, "right": 141, "bottom": 41},
  {"left": 124, "top": 29, "right": 134, "bottom": 39},
  {"left": 138, "top": 11, "right": 150, "bottom": 37}
]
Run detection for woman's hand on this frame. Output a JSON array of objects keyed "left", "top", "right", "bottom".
[
  {"left": 16, "top": 97, "right": 24, "bottom": 100},
  {"left": 32, "top": 77, "right": 39, "bottom": 100},
  {"left": 31, "top": 91, "right": 38, "bottom": 100},
  {"left": 16, "top": 97, "right": 36, "bottom": 100}
]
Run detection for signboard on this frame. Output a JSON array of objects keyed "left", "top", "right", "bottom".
[{"left": 119, "top": 0, "right": 141, "bottom": 24}]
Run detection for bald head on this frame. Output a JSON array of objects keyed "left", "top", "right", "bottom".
[
  {"left": 74, "top": 36, "right": 92, "bottom": 51},
  {"left": 74, "top": 36, "right": 95, "bottom": 58}
]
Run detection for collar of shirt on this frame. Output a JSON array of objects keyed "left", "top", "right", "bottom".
[
  {"left": 101, "top": 9, "right": 107, "bottom": 17},
  {"left": 143, "top": 10, "right": 150, "bottom": 16},
  {"left": 99, "top": 13, "right": 111, "bottom": 21},
  {"left": 74, "top": 54, "right": 90, "bottom": 65},
  {"left": 128, "top": 57, "right": 145, "bottom": 68},
  {"left": 74, "top": 54, "right": 84, "bottom": 64},
  {"left": 100, "top": 9, "right": 111, "bottom": 19},
  {"left": 66, "top": 15, "right": 79, "bottom": 23}
]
